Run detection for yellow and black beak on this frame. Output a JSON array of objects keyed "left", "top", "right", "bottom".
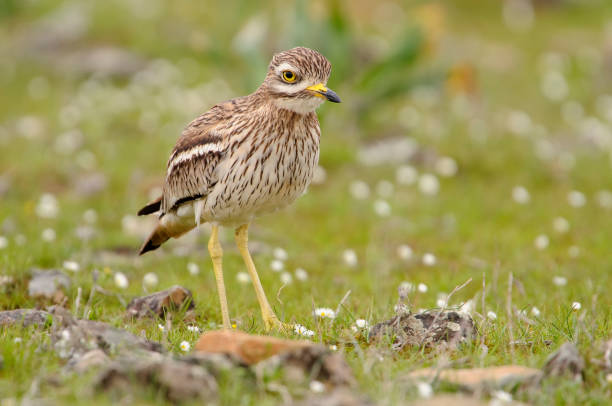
[{"left": 306, "top": 83, "right": 341, "bottom": 103}]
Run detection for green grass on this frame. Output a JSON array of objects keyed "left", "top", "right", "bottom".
[{"left": 2, "top": 0, "right": 612, "bottom": 404}]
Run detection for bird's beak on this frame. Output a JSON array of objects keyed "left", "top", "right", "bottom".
[{"left": 306, "top": 83, "right": 341, "bottom": 103}]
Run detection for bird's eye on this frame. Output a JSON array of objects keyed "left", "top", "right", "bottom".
[{"left": 282, "top": 70, "right": 297, "bottom": 83}]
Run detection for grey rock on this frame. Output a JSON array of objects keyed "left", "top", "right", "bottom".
[
  {"left": 97, "top": 356, "right": 217, "bottom": 402},
  {"left": 541, "top": 342, "right": 584, "bottom": 382},
  {"left": 49, "top": 307, "right": 163, "bottom": 360},
  {"left": 28, "top": 269, "right": 71, "bottom": 300},
  {"left": 293, "top": 387, "right": 375, "bottom": 406},
  {"left": 69, "top": 349, "right": 110, "bottom": 373},
  {"left": 126, "top": 285, "right": 195, "bottom": 320},
  {"left": 0, "top": 309, "right": 52, "bottom": 328},
  {"left": 369, "top": 310, "right": 476, "bottom": 350}
]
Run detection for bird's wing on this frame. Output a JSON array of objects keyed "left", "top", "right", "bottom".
[{"left": 159, "top": 102, "right": 237, "bottom": 215}]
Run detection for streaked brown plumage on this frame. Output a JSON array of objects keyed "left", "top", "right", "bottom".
[{"left": 137, "top": 47, "right": 340, "bottom": 330}]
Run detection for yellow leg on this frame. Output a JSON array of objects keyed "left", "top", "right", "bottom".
[
  {"left": 235, "top": 224, "right": 283, "bottom": 331},
  {"left": 208, "top": 225, "right": 231, "bottom": 330}
]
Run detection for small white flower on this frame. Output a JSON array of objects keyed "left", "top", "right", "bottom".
[
  {"left": 417, "top": 283, "right": 428, "bottom": 293},
  {"left": 491, "top": 390, "right": 513, "bottom": 403},
  {"left": 396, "top": 165, "right": 418, "bottom": 185},
  {"left": 534, "top": 234, "right": 549, "bottom": 250},
  {"left": 158, "top": 323, "right": 166, "bottom": 332},
  {"left": 541, "top": 70, "right": 568, "bottom": 102},
  {"left": 418, "top": 173, "right": 440, "bottom": 196},
  {"left": 295, "top": 268, "right": 308, "bottom": 281},
  {"left": 187, "top": 262, "right": 199, "bottom": 275},
  {"left": 376, "top": 180, "right": 394, "bottom": 197},
  {"left": 422, "top": 253, "right": 436, "bottom": 266},
  {"left": 567, "top": 190, "right": 586, "bottom": 207},
  {"left": 349, "top": 180, "right": 370, "bottom": 200},
  {"left": 270, "top": 259, "right": 284, "bottom": 272},
  {"left": 143, "top": 272, "right": 158, "bottom": 288},
  {"left": 342, "top": 249, "right": 358, "bottom": 267},
  {"left": 355, "top": 319, "right": 369, "bottom": 329},
  {"left": 399, "top": 282, "right": 415, "bottom": 297},
  {"left": 487, "top": 311, "right": 498, "bottom": 320},
  {"left": 114, "top": 272, "right": 129, "bottom": 289},
  {"left": 187, "top": 325, "right": 201, "bottom": 333},
  {"left": 531, "top": 307, "right": 541, "bottom": 317},
  {"left": 571, "top": 302, "right": 581, "bottom": 311},
  {"left": 606, "top": 373, "right": 612, "bottom": 384},
  {"left": 273, "top": 247, "right": 288, "bottom": 261},
  {"left": 512, "top": 186, "right": 530, "bottom": 204},
  {"left": 309, "top": 380, "right": 325, "bottom": 393},
  {"left": 568, "top": 245, "right": 580, "bottom": 258},
  {"left": 236, "top": 272, "right": 250, "bottom": 284},
  {"left": 329, "top": 344, "right": 337, "bottom": 351},
  {"left": 397, "top": 244, "right": 413, "bottom": 260},
  {"left": 61, "top": 329, "right": 71, "bottom": 340},
  {"left": 13, "top": 337, "right": 22, "bottom": 343},
  {"left": 63, "top": 260, "right": 80, "bottom": 272},
  {"left": 596, "top": 190, "right": 612, "bottom": 209},
  {"left": 460, "top": 299, "right": 475, "bottom": 315},
  {"left": 83, "top": 209, "right": 98, "bottom": 224},
  {"left": 179, "top": 340, "right": 191, "bottom": 352},
  {"left": 314, "top": 307, "right": 336, "bottom": 319},
  {"left": 36, "top": 193, "right": 59, "bottom": 219},
  {"left": 294, "top": 324, "right": 315, "bottom": 337},
  {"left": 436, "top": 298, "right": 446, "bottom": 307},
  {"left": 416, "top": 381, "right": 433, "bottom": 399},
  {"left": 435, "top": 157, "right": 458, "bottom": 177},
  {"left": 553, "top": 276, "right": 567, "bottom": 286},
  {"left": 553, "top": 217, "right": 570, "bottom": 233},
  {"left": 373, "top": 199, "right": 391, "bottom": 217},
  {"left": 280, "top": 271, "right": 292, "bottom": 285},
  {"left": 41, "top": 228, "right": 56, "bottom": 242},
  {"left": 506, "top": 110, "right": 532, "bottom": 136},
  {"left": 0, "top": 236, "right": 8, "bottom": 249}
]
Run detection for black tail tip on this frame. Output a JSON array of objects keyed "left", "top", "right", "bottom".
[{"left": 138, "top": 240, "right": 160, "bottom": 256}]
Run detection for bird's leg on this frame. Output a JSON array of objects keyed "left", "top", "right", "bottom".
[
  {"left": 235, "top": 224, "right": 283, "bottom": 331},
  {"left": 208, "top": 225, "right": 231, "bottom": 330}
]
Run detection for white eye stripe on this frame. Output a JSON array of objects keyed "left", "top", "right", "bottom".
[{"left": 275, "top": 62, "right": 298, "bottom": 76}]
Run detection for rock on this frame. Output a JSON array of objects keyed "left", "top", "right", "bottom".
[
  {"left": 293, "top": 387, "right": 374, "bottom": 406},
  {"left": 50, "top": 307, "right": 162, "bottom": 360},
  {"left": 262, "top": 344, "right": 356, "bottom": 387},
  {"left": 411, "top": 395, "right": 486, "bottom": 406},
  {"left": 126, "top": 285, "right": 195, "bottom": 320},
  {"left": 408, "top": 365, "right": 541, "bottom": 390},
  {"left": 69, "top": 349, "right": 110, "bottom": 373},
  {"left": 27, "top": 269, "right": 71, "bottom": 301},
  {"left": 541, "top": 342, "right": 584, "bottom": 382},
  {"left": 603, "top": 339, "right": 612, "bottom": 372},
  {"left": 97, "top": 356, "right": 217, "bottom": 402},
  {"left": 369, "top": 310, "right": 476, "bottom": 350},
  {"left": 194, "top": 330, "right": 312, "bottom": 365},
  {"left": 0, "top": 309, "right": 52, "bottom": 328}
]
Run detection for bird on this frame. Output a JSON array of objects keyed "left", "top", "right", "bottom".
[{"left": 137, "top": 47, "right": 340, "bottom": 331}]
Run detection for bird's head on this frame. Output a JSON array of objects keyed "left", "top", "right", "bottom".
[{"left": 261, "top": 47, "right": 341, "bottom": 114}]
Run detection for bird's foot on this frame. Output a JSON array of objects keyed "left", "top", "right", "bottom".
[{"left": 263, "top": 314, "right": 290, "bottom": 333}]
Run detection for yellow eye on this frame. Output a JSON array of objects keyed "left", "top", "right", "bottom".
[{"left": 282, "top": 70, "right": 297, "bottom": 83}]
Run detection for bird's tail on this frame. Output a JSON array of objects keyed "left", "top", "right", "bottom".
[{"left": 139, "top": 213, "right": 195, "bottom": 255}]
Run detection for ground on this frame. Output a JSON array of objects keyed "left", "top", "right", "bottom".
[{"left": 1, "top": 0, "right": 612, "bottom": 404}]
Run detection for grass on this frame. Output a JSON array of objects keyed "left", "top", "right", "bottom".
[{"left": 2, "top": 0, "right": 612, "bottom": 404}]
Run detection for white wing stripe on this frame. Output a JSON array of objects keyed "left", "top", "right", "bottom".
[{"left": 167, "top": 143, "right": 222, "bottom": 175}]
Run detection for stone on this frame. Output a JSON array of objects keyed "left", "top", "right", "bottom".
[
  {"left": 69, "top": 349, "right": 110, "bottom": 373},
  {"left": 293, "top": 387, "right": 374, "bottom": 406},
  {"left": 369, "top": 310, "right": 476, "bottom": 350},
  {"left": 49, "top": 307, "right": 163, "bottom": 360},
  {"left": 408, "top": 365, "right": 541, "bottom": 390},
  {"left": 0, "top": 309, "right": 52, "bottom": 328},
  {"left": 194, "top": 330, "right": 312, "bottom": 365},
  {"left": 126, "top": 285, "right": 195, "bottom": 320},
  {"left": 27, "top": 269, "right": 71, "bottom": 301},
  {"left": 541, "top": 342, "right": 584, "bottom": 382},
  {"left": 97, "top": 356, "right": 217, "bottom": 402}
]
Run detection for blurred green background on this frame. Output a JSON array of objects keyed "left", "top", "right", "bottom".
[{"left": 2, "top": 0, "right": 612, "bottom": 404}]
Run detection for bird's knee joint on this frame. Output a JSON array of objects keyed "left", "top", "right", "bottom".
[{"left": 208, "top": 241, "right": 223, "bottom": 259}]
